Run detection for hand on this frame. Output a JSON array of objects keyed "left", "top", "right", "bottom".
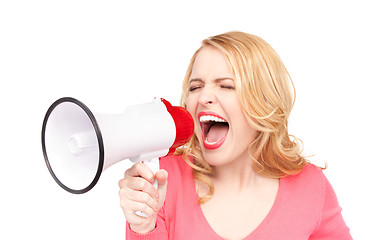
[{"left": 118, "top": 162, "right": 168, "bottom": 234}]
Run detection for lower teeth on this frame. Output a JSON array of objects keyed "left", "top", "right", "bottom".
[{"left": 205, "top": 139, "right": 217, "bottom": 145}]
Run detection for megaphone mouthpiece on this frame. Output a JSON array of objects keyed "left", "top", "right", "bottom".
[{"left": 160, "top": 98, "right": 194, "bottom": 154}]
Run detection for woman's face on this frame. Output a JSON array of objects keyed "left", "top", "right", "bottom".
[{"left": 186, "top": 46, "right": 257, "bottom": 166}]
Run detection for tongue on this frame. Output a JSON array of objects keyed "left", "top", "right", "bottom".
[{"left": 206, "top": 123, "right": 228, "bottom": 143}]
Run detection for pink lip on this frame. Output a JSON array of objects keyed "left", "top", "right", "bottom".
[
  {"left": 198, "top": 111, "right": 228, "bottom": 150},
  {"left": 203, "top": 133, "right": 228, "bottom": 150}
]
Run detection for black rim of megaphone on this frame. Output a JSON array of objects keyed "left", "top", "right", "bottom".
[{"left": 41, "top": 97, "right": 104, "bottom": 194}]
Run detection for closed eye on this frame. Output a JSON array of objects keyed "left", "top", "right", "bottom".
[
  {"left": 220, "top": 85, "right": 235, "bottom": 90},
  {"left": 189, "top": 78, "right": 204, "bottom": 92},
  {"left": 189, "top": 86, "right": 201, "bottom": 92}
]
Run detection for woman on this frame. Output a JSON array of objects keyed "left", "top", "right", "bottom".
[{"left": 118, "top": 31, "right": 352, "bottom": 239}]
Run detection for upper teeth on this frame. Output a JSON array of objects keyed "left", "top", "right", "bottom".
[{"left": 199, "top": 115, "right": 227, "bottom": 123}]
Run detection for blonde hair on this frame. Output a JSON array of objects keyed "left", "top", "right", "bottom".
[{"left": 177, "top": 31, "right": 309, "bottom": 203}]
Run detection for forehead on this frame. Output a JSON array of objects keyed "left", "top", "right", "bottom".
[{"left": 190, "top": 46, "right": 234, "bottom": 79}]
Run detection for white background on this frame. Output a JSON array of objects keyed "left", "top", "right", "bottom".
[{"left": 1, "top": 0, "right": 364, "bottom": 239}]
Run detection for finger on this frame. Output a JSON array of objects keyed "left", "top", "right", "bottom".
[
  {"left": 155, "top": 169, "right": 168, "bottom": 188},
  {"left": 123, "top": 177, "right": 159, "bottom": 199},
  {"left": 121, "top": 198, "right": 157, "bottom": 219},
  {"left": 118, "top": 178, "right": 125, "bottom": 188},
  {"left": 125, "top": 162, "right": 155, "bottom": 184},
  {"left": 120, "top": 187, "right": 159, "bottom": 212},
  {"left": 155, "top": 169, "right": 168, "bottom": 206}
]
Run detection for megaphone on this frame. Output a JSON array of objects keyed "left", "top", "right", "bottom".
[{"left": 41, "top": 97, "right": 194, "bottom": 195}]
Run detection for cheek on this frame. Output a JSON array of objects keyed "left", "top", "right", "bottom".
[
  {"left": 236, "top": 122, "right": 257, "bottom": 146},
  {"left": 185, "top": 95, "right": 197, "bottom": 116},
  {"left": 231, "top": 111, "right": 257, "bottom": 143},
  {"left": 185, "top": 96, "right": 201, "bottom": 136}
]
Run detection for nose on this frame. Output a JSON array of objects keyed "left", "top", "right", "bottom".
[{"left": 198, "top": 85, "right": 216, "bottom": 106}]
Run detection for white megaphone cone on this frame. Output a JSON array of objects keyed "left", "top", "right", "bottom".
[{"left": 41, "top": 97, "right": 194, "bottom": 196}]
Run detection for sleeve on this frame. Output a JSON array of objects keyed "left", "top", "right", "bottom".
[
  {"left": 125, "top": 205, "right": 168, "bottom": 240},
  {"left": 309, "top": 173, "right": 352, "bottom": 240}
]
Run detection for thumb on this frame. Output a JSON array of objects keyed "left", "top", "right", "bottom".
[{"left": 155, "top": 169, "right": 168, "bottom": 207}]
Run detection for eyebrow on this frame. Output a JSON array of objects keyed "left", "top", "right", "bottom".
[{"left": 189, "top": 77, "right": 234, "bottom": 84}]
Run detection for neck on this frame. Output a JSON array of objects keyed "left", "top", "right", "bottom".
[{"left": 212, "top": 151, "right": 262, "bottom": 192}]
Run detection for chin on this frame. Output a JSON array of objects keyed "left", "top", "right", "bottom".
[
  {"left": 201, "top": 146, "right": 231, "bottom": 166},
  {"left": 202, "top": 142, "right": 251, "bottom": 167}
]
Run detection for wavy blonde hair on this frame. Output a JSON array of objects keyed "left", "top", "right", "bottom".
[{"left": 177, "top": 31, "right": 309, "bottom": 203}]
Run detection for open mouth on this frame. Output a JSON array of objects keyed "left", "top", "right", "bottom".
[{"left": 199, "top": 113, "right": 229, "bottom": 149}]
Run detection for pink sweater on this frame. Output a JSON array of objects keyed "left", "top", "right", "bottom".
[{"left": 126, "top": 155, "right": 352, "bottom": 239}]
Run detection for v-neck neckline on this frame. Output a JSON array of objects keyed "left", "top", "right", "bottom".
[{"left": 191, "top": 174, "right": 285, "bottom": 239}]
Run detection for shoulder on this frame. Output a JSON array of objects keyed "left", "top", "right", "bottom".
[
  {"left": 284, "top": 165, "right": 352, "bottom": 238},
  {"left": 283, "top": 163, "right": 326, "bottom": 189},
  {"left": 282, "top": 163, "right": 328, "bottom": 202},
  {"left": 273, "top": 164, "right": 328, "bottom": 234},
  {"left": 280, "top": 164, "right": 327, "bottom": 216}
]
